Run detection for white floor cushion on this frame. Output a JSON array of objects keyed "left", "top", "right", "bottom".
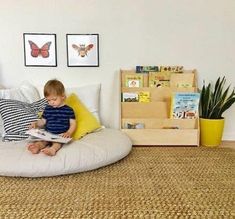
[{"left": 0, "top": 128, "right": 132, "bottom": 177}]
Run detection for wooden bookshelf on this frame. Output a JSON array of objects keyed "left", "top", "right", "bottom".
[{"left": 120, "top": 69, "right": 200, "bottom": 146}]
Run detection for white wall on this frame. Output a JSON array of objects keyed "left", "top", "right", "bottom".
[{"left": 0, "top": 0, "right": 234, "bottom": 140}]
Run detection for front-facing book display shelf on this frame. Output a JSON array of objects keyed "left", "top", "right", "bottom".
[{"left": 120, "top": 69, "right": 200, "bottom": 146}]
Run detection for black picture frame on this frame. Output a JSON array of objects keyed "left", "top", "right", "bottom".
[
  {"left": 66, "top": 34, "right": 99, "bottom": 67},
  {"left": 23, "top": 33, "right": 57, "bottom": 67}
]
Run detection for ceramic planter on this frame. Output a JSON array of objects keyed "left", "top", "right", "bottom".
[{"left": 199, "top": 118, "right": 225, "bottom": 147}]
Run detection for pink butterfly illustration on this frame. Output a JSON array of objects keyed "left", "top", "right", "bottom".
[{"left": 28, "top": 40, "right": 51, "bottom": 58}]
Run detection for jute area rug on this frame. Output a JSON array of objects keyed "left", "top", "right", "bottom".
[{"left": 0, "top": 147, "right": 234, "bottom": 219}]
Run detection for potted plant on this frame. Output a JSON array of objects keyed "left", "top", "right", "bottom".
[{"left": 199, "top": 76, "right": 235, "bottom": 147}]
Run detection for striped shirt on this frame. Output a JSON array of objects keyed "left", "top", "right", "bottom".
[{"left": 42, "top": 105, "right": 75, "bottom": 134}]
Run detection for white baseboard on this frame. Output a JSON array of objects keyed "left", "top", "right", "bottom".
[{"left": 223, "top": 132, "right": 235, "bottom": 141}]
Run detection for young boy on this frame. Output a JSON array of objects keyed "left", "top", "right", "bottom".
[{"left": 27, "top": 79, "right": 76, "bottom": 156}]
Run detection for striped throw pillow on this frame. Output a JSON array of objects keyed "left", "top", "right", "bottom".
[{"left": 0, "top": 98, "right": 48, "bottom": 141}]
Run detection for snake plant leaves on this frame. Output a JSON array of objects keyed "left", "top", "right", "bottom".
[{"left": 199, "top": 76, "right": 235, "bottom": 119}]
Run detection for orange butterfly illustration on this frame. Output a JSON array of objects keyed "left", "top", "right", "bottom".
[
  {"left": 72, "top": 44, "right": 93, "bottom": 57},
  {"left": 28, "top": 40, "right": 52, "bottom": 58}
]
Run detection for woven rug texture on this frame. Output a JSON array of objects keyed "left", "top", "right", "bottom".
[{"left": 0, "top": 146, "right": 234, "bottom": 218}]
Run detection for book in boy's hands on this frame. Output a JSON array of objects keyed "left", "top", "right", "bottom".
[
  {"left": 26, "top": 129, "right": 72, "bottom": 144},
  {"left": 170, "top": 92, "right": 200, "bottom": 119}
]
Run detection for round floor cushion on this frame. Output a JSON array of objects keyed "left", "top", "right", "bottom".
[{"left": 0, "top": 128, "right": 132, "bottom": 177}]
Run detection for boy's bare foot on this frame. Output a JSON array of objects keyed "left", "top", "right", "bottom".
[
  {"left": 28, "top": 143, "right": 41, "bottom": 154},
  {"left": 28, "top": 141, "right": 48, "bottom": 154},
  {"left": 41, "top": 147, "right": 57, "bottom": 156},
  {"left": 41, "top": 143, "right": 62, "bottom": 156}
]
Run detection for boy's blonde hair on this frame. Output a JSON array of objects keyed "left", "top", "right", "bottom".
[{"left": 44, "top": 79, "right": 65, "bottom": 97}]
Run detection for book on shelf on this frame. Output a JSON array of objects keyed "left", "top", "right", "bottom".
[
  {"left": 122, "top": 92, "right": 139, "bottom": 102},
  {"left": 162, "top": 126, "right": 179, "bottom": 129},
  {"left": 175, "top": 83, "right": 193, "bottom": 88},
  {"left": 123, "top": 122, "right": 145, "bottom": 129},
  {"left": 26, "top": 128, "right": 72, "bottom": 143},
  {"left": 170, "top": 92, "right": 200, "bottom": 119},
  {"left": 149, "top": 72, "right": 171, "bottom": 87},
  {"left": 125, "top": 74, "right": 144, "bottom": 87},
  {"left": 170, "top": 73, "right": 195, "bottom": 88},
  {"left": 136, "top": 66, "right": 159, "bottom": 73},
  {"left": 160, "top": 66, "right": 184, "bottom": 73},
  {"left": 138, "top": 91, "right": 150, "bottom": 102}
]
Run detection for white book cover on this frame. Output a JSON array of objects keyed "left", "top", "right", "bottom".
[{"left": 26, "top": 129, "right": 72, "bottom": 144}]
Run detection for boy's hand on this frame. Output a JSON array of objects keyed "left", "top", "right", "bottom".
[
  {"left": 60, "top": 131, "right": 72, "bottom": 138},
  {"left": 29, "top": 122, "right": 37, "bottom": 129}
]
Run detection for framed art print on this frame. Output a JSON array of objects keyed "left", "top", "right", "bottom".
[
  {"left": 23, "top": 33, "right": 57, "bottom": 67},
  {"left": 66, "top": 34, "right": 99, "bottom": 67}
]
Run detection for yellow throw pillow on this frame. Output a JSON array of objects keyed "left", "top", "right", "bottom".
[{"left": 65, "top": 93, "right": 101, "bottom": 140}]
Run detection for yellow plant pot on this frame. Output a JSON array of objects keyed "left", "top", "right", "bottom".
[{"left": 200, "top": 118, "right": 225, "bottom": 147}]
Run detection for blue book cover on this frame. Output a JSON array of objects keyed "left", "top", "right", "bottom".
[{"left": 171, "top": 92, "right": 200, "bottom": 119}]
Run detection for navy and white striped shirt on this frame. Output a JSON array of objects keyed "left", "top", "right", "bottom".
[{"left": 42, "top": 105, "right": 75, "bottom": 134}]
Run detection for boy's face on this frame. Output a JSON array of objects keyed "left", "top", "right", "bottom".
[{"left": 46, "top": 94, "right": 65, "bottom": 108}]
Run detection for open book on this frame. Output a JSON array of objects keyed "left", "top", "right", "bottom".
[{"left": 26, "top": 129, "right": 72, "bottom": 144}]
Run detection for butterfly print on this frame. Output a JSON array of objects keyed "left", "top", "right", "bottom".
[
  {"left": 28, "top": 40, "right": 52, "bottom": 58},
  {"left": 72, "top": 44, "right": 93, "bottom": 57}
]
